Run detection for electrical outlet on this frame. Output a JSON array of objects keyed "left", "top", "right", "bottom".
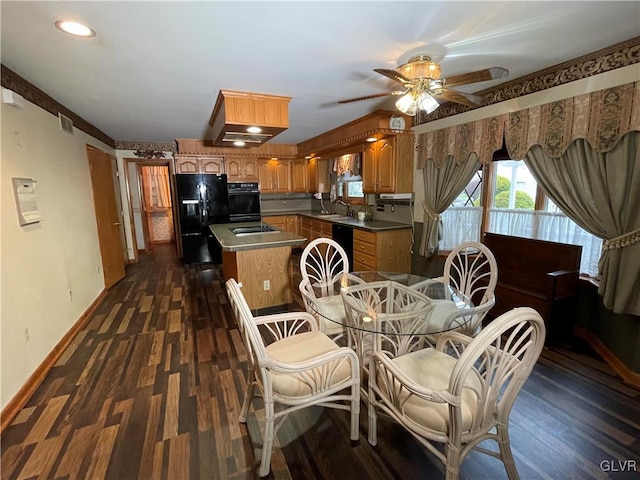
[
  {"left": 263, "top": 280, "right": 270, "bottom": 291},
  {"left": 23, "top": 327, "right": 30, "bottom": 343}
]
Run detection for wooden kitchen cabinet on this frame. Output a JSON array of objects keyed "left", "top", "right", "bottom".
[
  {"left": 291, "top": 159, "right": 308, "bottom": 192},
  {"left": 362, "top": 135, "right": 413, "bottom": 193},
  {"left": 226, "top": 157, "right": 258, "bottom": 182},
  {"left": 286, "top": 215, "right": 299, "bottom": 235},
  {"left": 308, "top": 158, "right": 330, "bottom": 193},
  {"left": 258, "top": 159, "right": 291, "bottom": 193},
  {"left": 352, "top": 227, "right": 412, "bottom": 273},
  {"left": 175, "top": 156, "right": 225, "bottom": 175}
]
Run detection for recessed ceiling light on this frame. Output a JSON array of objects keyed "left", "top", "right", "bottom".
[
  {"left": 367, "top": 137, "right": 377, "bottom": 142},
  {"left": 305, "top": 156, "right": 312, "bottom": 159},
  {"left": 55, "top": 20, "right": 96, "bottom": 38},
  {"left": 246, "top": 126, "right": 262, "bottom": 133},
  {"left": 233, "top": 141, "right": 246, "bottom": 147}
]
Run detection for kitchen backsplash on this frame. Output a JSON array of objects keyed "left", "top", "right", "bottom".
[
  {"left": 261, "top": 193, "right": 313, "bottom": 213},
  {"left": 261, "top": 191, "right": 415, "bottom": 225}
]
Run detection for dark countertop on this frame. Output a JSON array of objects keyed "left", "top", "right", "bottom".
[
  {"left": 209, "top": 222, "right": 307, "bottom": 252},
  {"left": 261, "top": 211, "right": 412, "bottom": 232}
]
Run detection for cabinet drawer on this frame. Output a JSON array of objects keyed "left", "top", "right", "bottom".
[
  {"left": 312, "top": 219, "right": 323, "bottom": 230},
  {"left": 354, "top": 239, "right": 376, "bottom": 256},
  {"left": 301, "top": 217, "right": 313, "bottom": 228},
  {"left": 353, "top": 228, "right": 376, "bottom": 245},
  {"left": 353, "top": 261, "right": 374, "bottom": 272},
  {"left": 353, "top": 251, "right": 376, "bottom": 269}
]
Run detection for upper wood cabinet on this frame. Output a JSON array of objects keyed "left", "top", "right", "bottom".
[
  {"left": 226, "top": 157, "right": 258, "bottom": 182},
  {"left": 175, "top": 156, "right": 225, "bottom": 175},
  {"left": 258, "top": 159, "right": 291, "bottom": 193},
  {"left": 307, "top": 158, "right": 330, "bottom": 193},
  {"left": 291, "top": 159, "right": 308, "bottom": 192},
  {"left": 362, "top": 135, "right": 413, "bottom": 193}
]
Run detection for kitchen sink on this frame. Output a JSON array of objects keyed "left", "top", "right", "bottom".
[{"left": 231, "top": 225, "right": 280, "bottom": 236}]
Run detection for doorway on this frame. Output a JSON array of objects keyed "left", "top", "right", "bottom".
[
  {"left": 87, "top": 145, "right": 126, "bottom": 288},
  {"left": 124, "top": 159, "right": 175, "bottom": 262}
]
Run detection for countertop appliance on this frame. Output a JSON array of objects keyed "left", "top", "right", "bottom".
[
  {"left": 332, "top": 223, "right": 354, "bottom": 270},
  {"left": 227, "top": 182, "right": 261, "bottom": 222},
  {"left": 176, "top": 173, "right": 229, "bottom": 264}
]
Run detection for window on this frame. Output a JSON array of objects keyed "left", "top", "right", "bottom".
[
  {"left": 337, "top": 172, "right": 365, "bottom": 204},
  {"left": 439, "top": 159, "right": 602, "bottom": 277},
  {"left": 440, "top": 168, "right": 483, "bottom": 250}
]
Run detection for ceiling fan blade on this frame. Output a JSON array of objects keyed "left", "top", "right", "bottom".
[
  {"left": 434, "top": 88, "right": 483, "bottom": 107},
  {"left": 373, "top": 68, "right": 412, "bottom": 85},
  {"left": 337, "top": 92, "right": 398, "bottom": 104},
  {"left": 444, "top": 67, "right": 509, "bottom": 88}
]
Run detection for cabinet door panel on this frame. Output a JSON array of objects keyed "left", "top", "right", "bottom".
[
  {"left": 243, "top": 158, "right": 259, "bottom": 182},
  {"left": 258, "top": 159, "right": 274, "bottom": 192},
  {"left": 201, "top": 157, "right": 225, "bottom": 175},
  {"left": 226, "top": 158, "right": 243, "bottom": 181},
  {"left": 292, "top": 159, "right": 308, "bottom": 192},
  {"left": 376, "top": 138, "right": 395, "bottom": 193},
  {"left": 362, "top": 142, "right": 377, "bottom": 193},
  {"left": 274, "top": 160, "right": 291, "bottom": 192},
  {"left": 175, "top": 157, "right": 199, "bottom": 174}
]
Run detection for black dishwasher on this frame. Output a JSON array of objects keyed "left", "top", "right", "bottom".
[{"left": 332, "top": 223, "right": 354, "bottom": 270}]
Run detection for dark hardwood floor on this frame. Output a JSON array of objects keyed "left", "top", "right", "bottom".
[{"left": 2, "top": 244, "right": 639, "bottom": 479}]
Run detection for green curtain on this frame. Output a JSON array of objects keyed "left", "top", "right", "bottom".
[
  {"left": 419, "top": 153, "right": 481, "bottom": 257},
  {"left": 524, "top": 132, "right": 640, "bottom": 315}
]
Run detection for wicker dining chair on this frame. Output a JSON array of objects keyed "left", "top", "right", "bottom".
[
  {"left": 368, "top": 307, "right": 545, "bottom": 480},
  {"left": 226, "top": 278, "right": 360, "bottom": 477}
]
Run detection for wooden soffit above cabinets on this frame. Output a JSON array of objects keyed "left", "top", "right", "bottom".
[
  {"left": 209, "top": 90, "right": 291, "bottom": 147},
  {"left": 176, "top": 138, "right": 298, "bottom": 159},
  {"left": 297, "top": 110, "right": 412, "bottom": 158}
]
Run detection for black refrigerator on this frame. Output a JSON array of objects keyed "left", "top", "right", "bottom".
[{"left": 176, "top": 174, "right": 229, "bottom": 264}]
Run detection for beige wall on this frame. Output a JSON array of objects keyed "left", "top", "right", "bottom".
[{"left": 1, "top": 98, "right": 114, "bottom": 410}]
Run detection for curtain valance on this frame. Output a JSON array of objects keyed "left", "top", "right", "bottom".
[
  {"left": 331, "top": 153, "right": 362, "bottom": 176},
  {"left": 417, "top": 81, "right": 640, "bottom": 167}
]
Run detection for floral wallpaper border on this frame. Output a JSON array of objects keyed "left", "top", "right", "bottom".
[{"left": 416, "top": 36, "right": 640, "bottom": 126}]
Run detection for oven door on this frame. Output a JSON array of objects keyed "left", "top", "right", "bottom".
[{"left": 228, "top": 191, "right": 261, "bottom": 222}]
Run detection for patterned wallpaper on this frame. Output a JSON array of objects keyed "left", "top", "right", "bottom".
[{"left": 416, "top": 36, "right": 640, "bottom": 126}]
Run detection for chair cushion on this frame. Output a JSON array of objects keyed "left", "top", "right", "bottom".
[
  {"left": 315, "top": 296, "right": 346, "bottom": 335},
  {"left": 427, "top": 299, "right": 466, "bottom": 331},
  {"left": 266, "top": 331, "right": 353, "bottom": 397},
  {"left": 384, "top": 348, "right": 480, "bottom": 433}
]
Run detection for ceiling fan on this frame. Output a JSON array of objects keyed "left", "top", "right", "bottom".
[{"left": 339, "top": 55, "right": 509, "bottom": 116}]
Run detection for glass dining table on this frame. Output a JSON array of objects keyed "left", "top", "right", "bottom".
[{"left": 305, "top": 271, "right": 476, "bottom": 337}]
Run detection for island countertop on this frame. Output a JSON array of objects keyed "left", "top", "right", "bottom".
[{"left": 210, "top": 222, "right": 307, "bottom": 252}]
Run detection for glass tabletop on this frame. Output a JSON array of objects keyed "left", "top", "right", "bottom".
[{"left": 304, "top": 271, "right": 475, "bottom": 335}]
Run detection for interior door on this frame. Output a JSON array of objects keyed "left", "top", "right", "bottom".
[
  {"left": 87, "top": 146, "right": 126, "bottom": 288},
  {"left": 109, "top": 154, "right": 128, "bottom": 263}
]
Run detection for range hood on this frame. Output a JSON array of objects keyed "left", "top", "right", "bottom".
[{"left": 209, "top": 90, "right": 291, "bottom": 147}]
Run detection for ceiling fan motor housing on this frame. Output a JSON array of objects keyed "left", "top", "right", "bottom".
[{"left": 397, "top": 55, "right": 442, "bottom": 80}]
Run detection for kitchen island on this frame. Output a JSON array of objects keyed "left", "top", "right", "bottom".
[{"left": 210, "top": 222, "right": 306, "bottom": 310}]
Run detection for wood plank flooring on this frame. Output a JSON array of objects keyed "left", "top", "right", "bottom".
[{"left": 2, "top": 244, "right": 639, "bottom": 479}]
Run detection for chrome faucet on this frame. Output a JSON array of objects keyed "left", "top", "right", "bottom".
[{"left": 334, "top": 199, "right": 354, "bottom": 217}]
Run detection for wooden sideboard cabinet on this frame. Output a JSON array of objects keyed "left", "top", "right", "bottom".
[
  {"left": 258, "top": 159, "right": 291, "bottom": 193},
  {"left": 352, "top": 228, "right": 412, "bottom": 273},
  {"left": 226, "top": 157, "right": 258, "bottom": 182},
  {"left": 362, "top": 135, "right": 414, "bottom": 193},
  {"left": 175, "top": 156, "right": 225, "bottom": 175}
]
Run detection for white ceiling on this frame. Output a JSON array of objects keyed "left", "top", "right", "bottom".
[{"left": 2, "top": 1, "right": 639, "bottom": 146}]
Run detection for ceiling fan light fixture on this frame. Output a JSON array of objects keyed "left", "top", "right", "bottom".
[
  {"left": 395, "top": 92, "right": 419, "bottom": 116},
  {"left": 397, "top": 55, "right": 441, "bottom": 80},
  {"left": 418, "top": 91, "right": 439, "bottom": 114}
]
